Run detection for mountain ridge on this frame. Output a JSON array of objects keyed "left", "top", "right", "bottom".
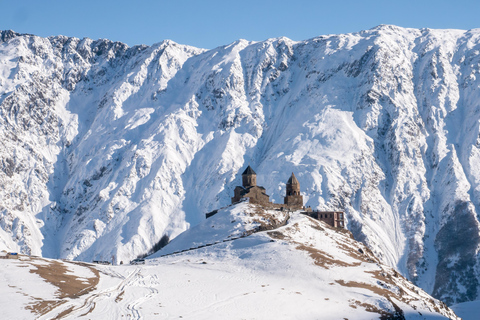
[{"left": 1, "top": 26, "right": 480, "bottom": 305}]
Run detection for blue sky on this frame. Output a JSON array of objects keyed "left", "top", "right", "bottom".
[{"left": 1, "top": 0, "right": 479, "bottom": 49}]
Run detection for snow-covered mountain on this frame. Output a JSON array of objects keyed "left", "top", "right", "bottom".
[
  {"left": 1, "top": 25, "right": 480, "bottom": 305},
  {"left": 0, "top": 203, "right": 461, "bottom": 319}
]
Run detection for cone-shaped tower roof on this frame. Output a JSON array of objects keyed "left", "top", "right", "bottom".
[
  {"left": 242, "top": 165, "right": 256, "bottom": 175},
  {"left": 287, "top": 172, "right": 299, "bottom": 185}
]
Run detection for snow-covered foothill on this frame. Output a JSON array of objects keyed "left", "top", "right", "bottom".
[{"left": 0, "top": 204, "right": 461, "bottom": 319}]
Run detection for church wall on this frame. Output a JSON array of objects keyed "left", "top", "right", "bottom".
[{"left": 284, "top": 195, "right": 303, "bottom": 207}]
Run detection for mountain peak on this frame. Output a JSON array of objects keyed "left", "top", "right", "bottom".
[{"left": 1, "top": 26, "right": 480, "bottom": 308}]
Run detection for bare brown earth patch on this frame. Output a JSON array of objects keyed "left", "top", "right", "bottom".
[
  {"left": 336, "top": 279, "right": 392, "bottom": 297},
  {"left": 338, "top": 279, "right": 448, "bottom": 319},
  {"left": 26, "top": 299, "right": 67, "bottom": 317},
  {"left": 115, "top": 290, "right": 125, "bottom": 303},
  {"left": 260, "top": 209, "right": 456, "bottom": 319},
  {"left": 265, "top": 219, "right": 361, "bottom": 269},
  {"left": 337, "top": 242, "right": 379, "bottom": 264},
  {"left": 52, "top": 306, "right": 75, "bottom": 320},
  {"left": 366, "top": 270, "right": 449, "bottom": 315},
  {"left": 304, "top": 219, "right": 377, "bottom": 265},
  {"left": 296, "top": 244, "right": 361, "bottom": 269},
  {"left": 25, "top": 258, "right": 99, "bottom": 317},
  {"left": 267, "top": 231, "right": 285, "bottom": 240},
  {"left": 29, "top": 259, "right": 99, "bottom": 298},
  {"left": 366, "top": 270, "right": 398, "bottom": 285},
  {"left": 310, "top": 223, "right": 325, "bottom": 232},
  {"left": 248, "top": 207, "right": 290, "bottom": 232},
  {"left": 306, "top": 217, "right": 353, "bottom": 238},
  {"left": 348, "top": 299, "right": 396, "bottom": 319}
]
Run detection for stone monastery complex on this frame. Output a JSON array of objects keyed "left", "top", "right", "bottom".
[{"left": 229, "top": 166, "right": 345, "bottom": 228}]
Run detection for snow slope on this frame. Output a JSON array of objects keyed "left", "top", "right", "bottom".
[
  {"left": 1, "top": 26, "right": 480, "bottom": 305},
  {"left": 451, "top": 300, "right": 480, "bottom": 320},
  {"left": 0, "top": 204, "right": 460, "bottom": 319}
]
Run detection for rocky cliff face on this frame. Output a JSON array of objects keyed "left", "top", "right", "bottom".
[{"left": 1, "top": 25, "right": 480, "bottom": 305}]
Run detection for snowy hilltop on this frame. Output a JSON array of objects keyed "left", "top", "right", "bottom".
[
  {"left": 1, "top": 25, "right": 480, "bottom": 306},
  {"left": 1, "top": 203, "right": 460, "bottom": 319}
]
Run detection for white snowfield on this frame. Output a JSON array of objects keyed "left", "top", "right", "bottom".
[
  {"left": 0, "top": 204, "right": 460, "bottom": 319},
  {"left": 451, "top": 300, "right": 480, "bottom": 320},
  {"left": 1, "top": 25, "right": 480, "bottom": 306}
]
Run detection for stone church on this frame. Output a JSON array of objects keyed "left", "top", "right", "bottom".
[
  {"left": 229, "top": 166, "right": 344, "bottom": 228},
  {"left": 231, "top": 166, "right": 304, "bottom": 209},
  {"left": 231, "top": 165, "right": 306, "bottom": 209},
  {"left": 231, "top": 166, "right": 270, "bottom": 205}
]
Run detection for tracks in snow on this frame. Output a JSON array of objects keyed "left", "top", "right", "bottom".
[{"left": 41, "top": 267, "right": 159, "bottom": 320}]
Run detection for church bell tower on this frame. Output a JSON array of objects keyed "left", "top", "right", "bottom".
[
  {"left": 242, "top": 165, "right": 257, "bottom": 188},
  {"left": 284, "top": 172, "right": 303, "bottom": 208}
]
